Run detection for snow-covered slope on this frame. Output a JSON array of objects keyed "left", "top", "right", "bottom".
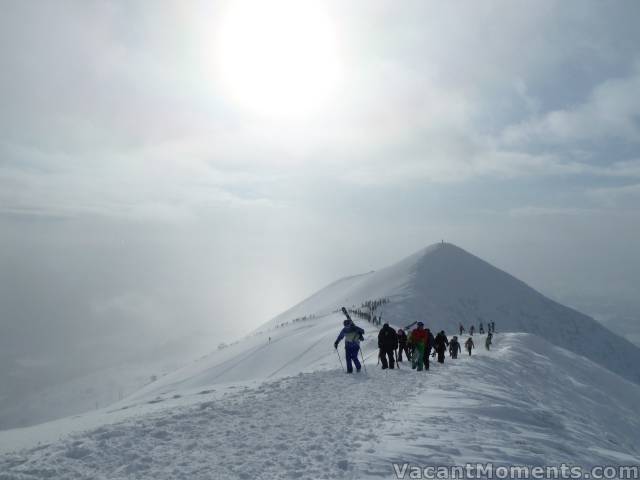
[
  {"left": 2, "top": 242, "right": 639, "bottom": 479},
  {"left": 1, "top": 332, "right": 639, "bottom": 479},
  {"left": 264, "top": 242, "right": 640, "bottom": 384},
  {"left": 121, "top": 311, "right": 379, "bottom": 403}
]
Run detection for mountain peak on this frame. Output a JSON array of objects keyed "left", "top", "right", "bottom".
[
  {"left": 265, "top": 243, "right": 640, "bottom": 384},
  {"left": 394, "top": 241, "right": 478, "bottom": 268}
]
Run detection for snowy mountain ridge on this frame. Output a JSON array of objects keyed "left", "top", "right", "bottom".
[
  {"left": 264, "top": 242, "right": 640, "bottom": 384},
  {"left": 1, "top": 242, "right": 639, "bottom": 479}
]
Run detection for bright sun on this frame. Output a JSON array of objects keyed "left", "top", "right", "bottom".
[{"left": 215, "top": 0, "right": 341, "bottom": 118}]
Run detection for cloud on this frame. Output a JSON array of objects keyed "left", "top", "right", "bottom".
[
  {"left": 500, "top": 62, "right": 640, "bottom": 147},
  {"left": 588, "top": 182, "right": 640, "bottom": 209},
  {"left": 2, "top": 0, "right": 640, "bottom": 214},
  {"left": 0, "top": 137, "right": 286, "bottom": 221},
  {"left": 2, "top": 0, "right": 640, "bottom": 385},
  {"left": 508, "top": 206, "right": 604, "bottom": 217}
]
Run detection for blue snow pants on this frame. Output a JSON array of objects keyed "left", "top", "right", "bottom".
[{"left": 345, "top": 342, "right": 361, "bottom": 373}]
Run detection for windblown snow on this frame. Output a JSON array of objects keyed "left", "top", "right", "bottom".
[{"left": 1, "top": 243, "right": 639, "bottom": 479}]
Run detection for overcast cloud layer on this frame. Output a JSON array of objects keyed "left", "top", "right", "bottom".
[{"left": 2, "top": 1, "right": 640, "bottom": 385}]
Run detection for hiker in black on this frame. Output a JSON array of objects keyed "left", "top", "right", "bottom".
[
  {"left": 479, "top": 322, "right": 485, "bottom": 334},
  {"left": 459, "top": 323, "right": 465, "bottom": 336},
  {"left": 378, "top": 323, "right": 398, "bottom": 369},
  {"left": 465, "top": 337, "right": 474, "bottom": 356},
  {"left": 396, "top": 328, "right": 411, "bottom": 362},
  {"left": 485, "top": 332, "right": 493, "bottom": 351},
  {"left": 449, "top": 336, "right": 461, "bottom": 359},
  {"left": 469, "top": 325, "right": 475, "bottom": 336},
  {"left": 434, "top": 330, "right": 449, "bottom": 364}
]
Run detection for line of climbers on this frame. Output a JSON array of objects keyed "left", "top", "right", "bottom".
[
  {"left": 334, "top": 317, "right": 494, "bottom": 373},
  {"left": 458, "top": 321, "right": 496, "bottom": 336}
]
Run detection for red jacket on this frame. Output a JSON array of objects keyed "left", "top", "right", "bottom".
[{"left": 409, "top": 328, "right": 428, "bottom": 346}]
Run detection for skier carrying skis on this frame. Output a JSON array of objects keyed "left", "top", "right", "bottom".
[
  {"left": 449, "top": 336, "right": 461, "bottom": 359},
  {"left": 434, "top": 330, "right": 449, "bottom": 364},
  {"left": 459, "top": 323, "right": 465, "bottom": 336},
  {"left": 485, "top": 332, "right": 493, "bottom": 351},
  {"left": 465, "top": 337, "right": 474, "bottom": 356},
  {"left": 378, "top": 323, "right": 398, "bottom": 369},
  {"left": 408, "top": 322, "right": 428, "bottom": 371},
  {"left": 396, "top": 328, "right": 411, "bottom": 362},
  {"left": 334, "top": 319, "right": 365, "bottom": 374}
]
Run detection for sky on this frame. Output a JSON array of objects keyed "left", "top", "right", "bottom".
[{"left": 1, "top": 0, "right": 640, "bottom": 383}]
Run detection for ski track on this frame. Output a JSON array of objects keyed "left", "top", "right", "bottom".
[{"left": 1, "top": 335, "right": 639, "bottom": 479}]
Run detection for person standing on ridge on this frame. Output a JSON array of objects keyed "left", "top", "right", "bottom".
[
  {"left": 397, "top": 328, "right": 411, "bottom": 362},
  {"left": 378, "top": 323, "right": 398, "bottom": 369},
  {"left": 485, "top": 332, "right": 493, "bottom": 351},
  {"left": 479, "top": 322, "right": 485, "bottom": 334},
  {"left": 408, "top": 322, "right": 428, "bottom": 371},
  {"left": 434, "top": 330, "right": 449, "bottom": 364},
  {"left": 423, "top": 327, "right": 435, "bottom": 370},
  {"left": 470, "top": 325, "right": 475, "bottom": 336},
  {"left": 449, "top": 336, "right": 461, "bottom": 359},
  {"left": 334, "top": 318, "right": 365, "bottom": 373},
  {"left": 465, "top": 337, "right": 474, "bottom": 356},
  {"left": 459, "top": 323, "right": 465, "bottom": 336}
]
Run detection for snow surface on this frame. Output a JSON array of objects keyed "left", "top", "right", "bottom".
[
  {"left": 1, "top": 242, "right": 639, "bottom": 478},
  {"left": 1, "top": 330, "right": 639, "bottom": 479}
]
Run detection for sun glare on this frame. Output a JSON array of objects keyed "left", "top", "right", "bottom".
[{"left": 215, "top": 1, "right": 342, "bottom": 118}]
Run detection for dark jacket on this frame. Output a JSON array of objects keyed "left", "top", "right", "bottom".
[
  {"left": 378, "top": 324, "right": 398, "bottom": 350},
  {"left": 434, "top": 332, "right": 449, "bottom": 352},
  {"left": 425, "top": 329, "right": 435, "bottom": 351}
]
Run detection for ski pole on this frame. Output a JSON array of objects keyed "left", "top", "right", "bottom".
[
  {"left": 335, "top": 347, "right": 345, "bottom": 372},
  {"left": 359, "top": 347, "right": 367, "bottom": 373},
  {"left": 395, "top": 349, "right": 400, "bottom": 369}
]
